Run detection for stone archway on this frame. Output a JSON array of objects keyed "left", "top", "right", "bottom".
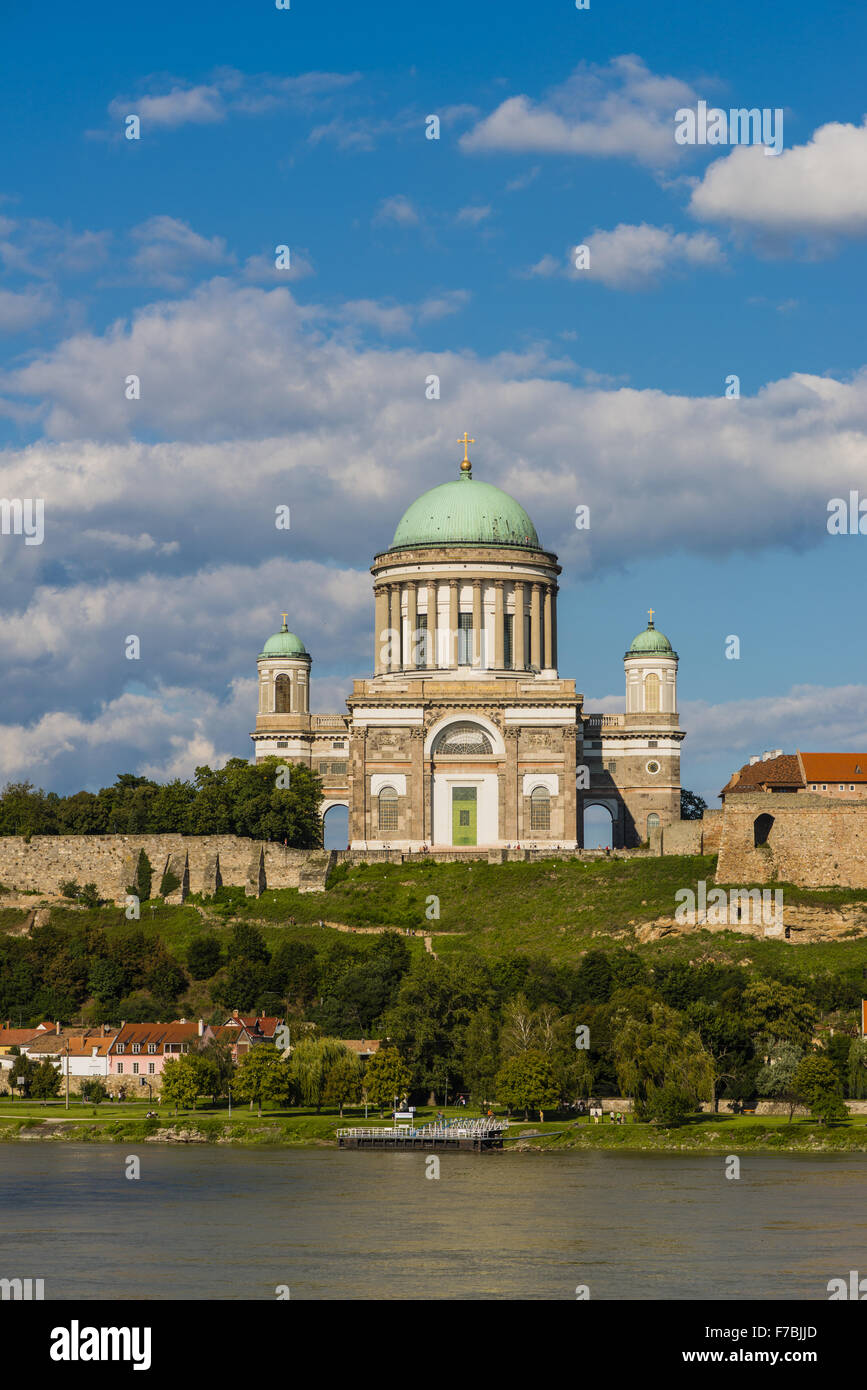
[{"left": 582, "top": 801, "right": 616, "bottom": 849}]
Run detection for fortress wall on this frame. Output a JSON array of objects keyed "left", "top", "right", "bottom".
[
  {"left": 717, "top": 794, "right": 867, "bottom": 887},
  {"left": 0, "top": 835, "right": 326, "bottom": 900},
  {"left": 660, "top": 821, "right": 703, "bottom": 855},
  {"left": 699, "top": 809, "right": 723, "bottom": 851}
]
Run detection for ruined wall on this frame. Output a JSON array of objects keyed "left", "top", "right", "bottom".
[
  {"left": 717, "top": 793, "right": 867, "bottom": 887},
  {"left": 0, "top": 836, "right": 334, "bottom": 899},
  {"left": 700, "top": 809, "right": 723, "bottom": 852},
  {"left": 659, "top": 821, "right": 703, "bottom": 855}
]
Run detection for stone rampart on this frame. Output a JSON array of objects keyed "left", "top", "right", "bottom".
[
  {"left": 0, "top": 836, "right": 334, "bottom": 900},
  {"left": 717, "top": 793, "right": 867, "bottom": 887}
]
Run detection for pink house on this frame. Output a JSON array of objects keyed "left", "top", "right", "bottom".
[{"left": 108, "top": 1020, "right": 212, "bottom": 1092}]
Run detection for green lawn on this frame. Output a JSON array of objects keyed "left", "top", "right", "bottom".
[{"left": 1, "top": 1097, "right": 865, "bottom": 1150}]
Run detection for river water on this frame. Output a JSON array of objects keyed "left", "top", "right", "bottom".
[{"left": 1, "top": 1146, "right": 864, "bottom": 1300}]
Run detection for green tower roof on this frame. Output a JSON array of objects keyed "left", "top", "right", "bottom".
[
  {"left": 626, "top": 616, "right": 675, "bottom": 657},
  {"left": 390, "top": 453, "right": 540, "bottom": 550},
  {"left": 260, "top": 617, "right": 308, "bottom": 659}
]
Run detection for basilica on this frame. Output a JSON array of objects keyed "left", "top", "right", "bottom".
[{"left": 250, "top": 440, "right": 684, "bottom": 849}]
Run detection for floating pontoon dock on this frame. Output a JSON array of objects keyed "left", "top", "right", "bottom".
[{"left": 337, "top": 1118, "right": 508, "bottom": 1151}]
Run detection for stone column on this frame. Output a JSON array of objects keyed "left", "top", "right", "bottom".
[
  {"left": 530, "top": 584, "right": 541, "bottom": 670},
  {"left": 448, "top": 580, "right": 459, "bottom": 669},
  {"left": 410, "top": 727, "right": 424, "bottom": 842},
  {"left": 551, "top": 585, "right": 558, "bottom": 672},
  {"left": 493, "top": 581, "right": 504, "bottom": 669},
  {"left": 426, "top": 581, "right": 438, "bottom": 670},
  {"left": 406, "top": 581, "right": 417, "bottom": 671},
  {"left": 563, "top": 725, "right": 577, "bottom": 845},
  {"left": 374, "top": 586, "right": 387, "bottom": 674},
  {"left": 504, "top": 728, "right": 520, "bottom": 843},
  {"left": 472, "top": 579, "right": 482, "bottom": 668},
  {"left": 514, "top": 582, "right": 525, "bottom": 671},
  {"left": 543, "top": 586, "right": 553, "bottom": 670}
]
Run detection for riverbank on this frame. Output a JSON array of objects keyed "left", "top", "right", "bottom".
[{"left": 2, "top": 1106, "right": 866, "bottom": 1152}]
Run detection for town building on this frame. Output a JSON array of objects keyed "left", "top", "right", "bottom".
[{"left": 720, "top": 751, "right": 867, "bottom": 802}]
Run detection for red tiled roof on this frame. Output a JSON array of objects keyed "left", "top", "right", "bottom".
[
  {"left": 720, "top": 754, "right": 803, "bottom": 797},
  {"left": 799, "top": 753, "right": 867, "bottom": 783},
  {"left": 111, "top": 1022, "right": 202, "bottom": 1050},
  {"left": 0, "top": 1028, "right": 47, "bottom": 1047},
  {"left": 342, "top": 1039, "right": 381, "bottom": 1056}
]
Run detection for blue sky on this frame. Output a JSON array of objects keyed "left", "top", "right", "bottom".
[{"left": 1, "top": 0, "right": 867, "bottom": 812}]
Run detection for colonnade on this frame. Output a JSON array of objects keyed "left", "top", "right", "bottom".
[{"left": 373, "top": 578, "right": 557, "bottom": 674}]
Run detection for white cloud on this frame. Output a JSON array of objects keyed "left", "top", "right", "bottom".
[
  {"left": 456, "top": 205, "right": 492, "bottom": 225},
  {"left": 689, "top": 119, "right": 867, "bottom": 239},
  {"left": 129, "top": 216, "right": 232, "bottom": 288},
  {"left": 0, "top": 287, "right": 54, "bottom": 332},
  {"left": 105, "top": 69, "right": 359, "bottom": 133},
  {"left": 374, "top": 195, "right": 420, "bottom": 226},
  {"left": 460, "top": 55, "right": 696, "bottom": 167},
  {"left": 575, "top": 223, "right": 726, "bottom": 288}
]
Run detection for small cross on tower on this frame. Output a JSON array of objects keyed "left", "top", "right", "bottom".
[{"left": 647, "top": 608, "right": 655, "bottom": 625}]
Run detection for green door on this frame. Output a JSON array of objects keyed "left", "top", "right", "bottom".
[{"left": 452, "top": 787, "right": 477, "bottom": 846}]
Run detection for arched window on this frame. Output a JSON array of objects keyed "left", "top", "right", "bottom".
[
  {"left": 530, "top": 786, "right": 551, "bottom": 831},
  {"left": 754, "top": 813, "right": 774, "bottom": 847},
  {"left": 644, "top": 672, "right": 660, "bottom": 713},
  {"left": 434, "top": 722, "right": 493, "bottom": 755},
  {"left": 647, "top": 812, "right": 660, "bottom": 835},
  {"left": 275, "top": 673, "right": 292, "bottom": 713},
  {"left": 378, "top": 785, "right": 399, "bottom": 832}
]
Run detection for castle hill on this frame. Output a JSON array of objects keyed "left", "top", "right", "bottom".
[{"left": 1, "top": 446, "right": 866, "bottom": 1158}]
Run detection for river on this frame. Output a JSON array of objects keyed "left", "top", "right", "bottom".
[{"left": 1, "top": 1146, "right": 864, "bottom": 1300}]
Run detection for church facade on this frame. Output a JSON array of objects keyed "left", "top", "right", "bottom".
[{"left": 250, "top": 442, "right": 684, "bottom": 849}]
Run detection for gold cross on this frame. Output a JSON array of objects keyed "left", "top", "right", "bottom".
[
  {"left": 281, "top": 612, "right": 288, "bottom": 626},
  {"left": 648, "top": 608, "right": 654, "bottom": 623},
  {"left": 457, "top": 431, "right": 475, "bottom": 463}
]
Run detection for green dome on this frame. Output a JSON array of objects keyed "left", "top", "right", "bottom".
[
  {"left": 626, "top": 619, "right": 675, "bottom": 657},
  {"left": 390, "top": 471, "right": 540, "bottom": 550},
  {"left": 260, "top": 620, "right": 308, "bottom": 658}
]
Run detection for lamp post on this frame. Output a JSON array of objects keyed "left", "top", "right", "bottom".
[
  {"left": 227, "top": 1079, "right": 232, "bottom": 1117},
  {"left": 65, "top": 1037, "right": 69, "bottom": 1111}
]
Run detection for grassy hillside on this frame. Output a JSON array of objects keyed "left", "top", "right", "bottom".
[{"left": 5, "top": 855, "right": 867, "bottom": 1020}]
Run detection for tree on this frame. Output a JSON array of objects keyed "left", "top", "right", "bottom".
[
  {"left": 743, "top": 979, "right": 816, "bottom": 1052},
  {"left": 30, "top": 1058, "right": 62, "bottom": 1102},
  {"left": 680, "top": 789, "right": 707, "bottom": 820},
  {"left": 794, "top": 1054, "right": 847, "bottom": 1125},
  {"left": 8, "top": 1050, "right": 34, "bottom": 1098},
  {"left": 495, "top": 1050, "right": 559, "bottom": 1121},
  {"left": 187, "top": 935, "right": 222, "bottom": 980},
  {"left": 81, "top": 1079, "right": 108, "bottom": 1106},
  {"left": 686, "top": 1000, "right": 754, "bottom": 1111},
  {"left": 756, "top": 1041, "right": 803, "bottom": 1121},
  {"left": 160, "top": 1055, "right": 202, "bottom": 1114},
  {"left": 362, "top": 1046, "right": 411, "bottom": 1112},
  {"left": 322, "top": 1051, "right": 363, "bottom": 1116},
  {"left": 646, "top": 1083, "right": 693, "bottom": 1126},
  {"left": 232, "top": 1048, "right": 293, "bottom": 1117},
  {"left": 129, "top": 849, "right": 152, "bottom": 902},
  {"left": 458, "top": 1007, "right": 500, "bottom": 1104},
  {"left": 611, "top": 1003, "right": 714, "bottom": 1119},
  {"left": 848, "top": 1036, "right": 867, "bottom": 1099},
  {"left": 197, "top": 1040, "right": 234, "bottom": 1104},
  {"left": 289, "top": 1036, "right": 354, "bottom": 1112}
]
